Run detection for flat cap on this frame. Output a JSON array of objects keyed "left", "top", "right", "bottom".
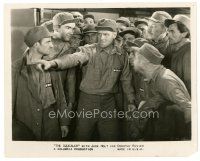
[
  {"left": 116, "top": 17, "right": 130, "bottom": 27},
  {"left": 24, "top": 26, "right": 51, "bottom": 47},
  {"left": 134, "top": 18, "right": 148, "bottom": 27},
  {"left": 133, "top": 43, "right": 164, "bottom": 64},
  {"left": 96, "top": 18, "right": 117, "bottom": 32},
  {"left": 84, "top": 14, "right": 95, "bottom": 20},
  {"left": 53, "top": 12, "right": 75, "bottom": 26},
  {"left": 83, "top": 24, "right": 97, "bottom": 34},
  {"left": 41, "top": 20, "right": 54, "bottom": 32},
  {"left": 119, "top": 27, "right": 141, "bottom": 38},
  {"left": 164, "top": 14, "right": 190, "bottom": 30},
  {"left": 127, "top": 38, "right": 148, "bottom": 48},
  {"left": 146, "top": 11, "right": 172, "bottom": 23}
]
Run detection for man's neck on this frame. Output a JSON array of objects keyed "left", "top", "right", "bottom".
[
  {"left": 170, "top": 38, "right": 189, "bottom": 52},
  {"left": 27, "top": 48, "right": 43, "bottom": 64}
]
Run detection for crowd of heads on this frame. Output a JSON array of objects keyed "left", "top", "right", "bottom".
[{"left": 25, "top": 10, "right": 190, "bottom": 69}]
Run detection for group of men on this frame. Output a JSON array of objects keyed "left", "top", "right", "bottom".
[{"left": 12, "top": 10, "right": 191, "bottom": 141}]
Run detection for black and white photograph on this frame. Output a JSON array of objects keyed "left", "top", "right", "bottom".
[{"left": 4, "top": 2, "right": 197, "bottom": 157}]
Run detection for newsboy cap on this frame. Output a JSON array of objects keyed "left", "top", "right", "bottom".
[
  {"left": 24, "top": 26, "right": 51, "bottom": 47},
  {"left": 119, "top": 27, "right": 141, "bottom": 38},
  {"left": 146, "top": 11, "right": 172, "bottom": 24},
  {"left": 53, "top": 12, "right": 75, "bottom": 27},
  {"left": 83, "top": 24, "right": 97, "bottom": 34},
  {"left": 96, "top": 18, "right": 117, "bottom": 32},
  {"left": 134, "top": 18, "right": 148, "bottom": 27},
  {"left": 164, "top": 14, "right": 190, "bottom": 31},
  {"left": 84, "top": 14, "right": 95, "bottom": 20},
  {"left": 41, "top": 20, "right": 54, "bottom": 33},
  {"left": 126, "top": 38, "right": 148, "bottom": 48},
  {"left": 133, "top": 43, "right": 164, "bottom": 64},
  {"left": 116, "top": 17, "right": 130, "bottom": 27}
]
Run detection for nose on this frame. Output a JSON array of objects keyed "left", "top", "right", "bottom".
[
  {"left": 49, "top": 42, "right": 54, "bottom": 48},
  {"left": 147, "top": 25, "right": 152, "bottom": 33}
]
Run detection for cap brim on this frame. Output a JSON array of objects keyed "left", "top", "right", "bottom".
[
  {"left": 83, "top": 31, "right": 97, "bottom": 34},
  {"left": 134, "top": 21, "right": 148, "bottom": 27},
  {"left": 145, "top": 17, "right": 161, "bottom": 23},
  {"left": 164, "top": 19, "right": 177, "bottom": 27},
  {"left": 119, "top": 30, "right": 140, "bottom": 38},
  {"left": 95, "top": 26, "right": 116, "bottom": 32}
]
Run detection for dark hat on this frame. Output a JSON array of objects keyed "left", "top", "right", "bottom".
[
  {"left": 146, "top": 11, "right": 172, "bottom": 24},
  {"left": 116, "top": 17, "right": 130, "bottom": 27},
  {"left": 126, "top": 38, "right": 148, "bottom": 48},
  {"left": 24, "top": 26, "right": 51, "bottom": 47},
  {"left": 96, "top": 18, "right": 117, "bottom": 32},
  {"left": 41, "top": 20, "right": 54, "bottom": 32},
  {"left": 83, "top": 24, "right": 97, "bottom": 34},
  {"left": 84, "top": 14, "right": 95, "bottom": 20},
  {"left": 164, "top": 14, "right": 190, "bottom": 30},
  {"left": 133, "top": 43, "right": 164, "bottom": 64},
  {"left": 119, "top": 27, "right": 141, "bottom": 38},
  {"left": 134, "top": 19, "right": 148, "bottom": 27},
  {"left": 53, "top": 12, "right": 75, "bottom": 26}
]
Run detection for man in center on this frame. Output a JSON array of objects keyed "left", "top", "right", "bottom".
[{"left": 37, "top": 18, "right": 135, "bottom": 141}]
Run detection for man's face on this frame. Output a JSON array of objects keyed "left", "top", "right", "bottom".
[
  {"left": 123, "top": 33, "right": 136, "bottom": 52},
  {"left": 117, "top": 22, "right": 127, "bottom": 32},
  {"left": 146, "top": 20, "right": 165, "bottom": 40},
  {"left": 76, "top": 18, "right": 85, "bottom": 29},
  {"left": 58, "top": 23, "right": 75, "bottom": 42},
  {"left": 129, "top": 51, "right": 145, "bottom": 72},
  {"left": 84, "top": 18, "right": 95, "bottom": 25},
  {"left": 70, "top": 34, "right": 82, "bottom": 48},
  {"left": 84, "top": 32, "right": 98, "bottom": 45},
  {"left": 137, "top": 23, "right": 148, "bottom": 38},
  {"left": 37, "top": 37, "right": 54, "bottom": 56},
  {"left": 72, "top": 12, "right": 83, "bottom": 19},
  {"left": 97, "top": 30, "right": 117, "bottom": 48},
  {"left": 167, "top": 23, "right": 186, "bottom": 45}
]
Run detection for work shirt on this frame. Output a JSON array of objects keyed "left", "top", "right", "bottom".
[
  {"left": 44, "top": 38, "right": 76, "bottom": 104},
  {"left": 139, "top": 65, "right": 191, "bottom": 123},
  {"left": 170, "top": 41, "right": 191, "bottom": 95},
  {"left": 55, "top": 42, "right": 135, "bottom": 104}
]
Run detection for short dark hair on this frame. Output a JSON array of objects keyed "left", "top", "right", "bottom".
[{"left": 176, "top": 21, "right": 190, "bottom": 38}]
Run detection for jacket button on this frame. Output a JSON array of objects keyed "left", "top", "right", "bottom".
[
  {"left": 37, "top": 108, "right": 40, "bottom": 112},
  {"left": 36, "top": 122, "right": 39, "bottom": 126}
]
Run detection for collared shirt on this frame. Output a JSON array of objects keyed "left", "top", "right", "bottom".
[{"left": 55, "top": 42, "right": 135, "bottom": 104}]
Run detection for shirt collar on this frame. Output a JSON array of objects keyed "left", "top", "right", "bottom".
[{"left": 97, "top": 40, "right": 122, "bottom": 55}]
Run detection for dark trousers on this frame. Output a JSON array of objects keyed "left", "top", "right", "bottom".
[
  {"left": 143, "top": 104, "right": 189, "bottom": 141},
  {"left": 74, "top": 92, "right": 119, "bottom": 141}
]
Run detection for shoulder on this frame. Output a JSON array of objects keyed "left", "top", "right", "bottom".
[
  {"left": 12, "top": 57, "right": 25, "bottom": 72},
  {"left": 157, "top": 68, "right": 184, "bottom": 90},
  {"left": 78, "top": 43, "right": 98, "bottom": 54}
]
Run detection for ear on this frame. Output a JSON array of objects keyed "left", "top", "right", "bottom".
[
  {"left": 112, "top": 32, "right": 117, "bottom": 39},
  {"left": 181, "top": 32, "right": 188, "bottom": 38},
  {"left": 33, "top": 42, "right": 40, "bottom": 48}
]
